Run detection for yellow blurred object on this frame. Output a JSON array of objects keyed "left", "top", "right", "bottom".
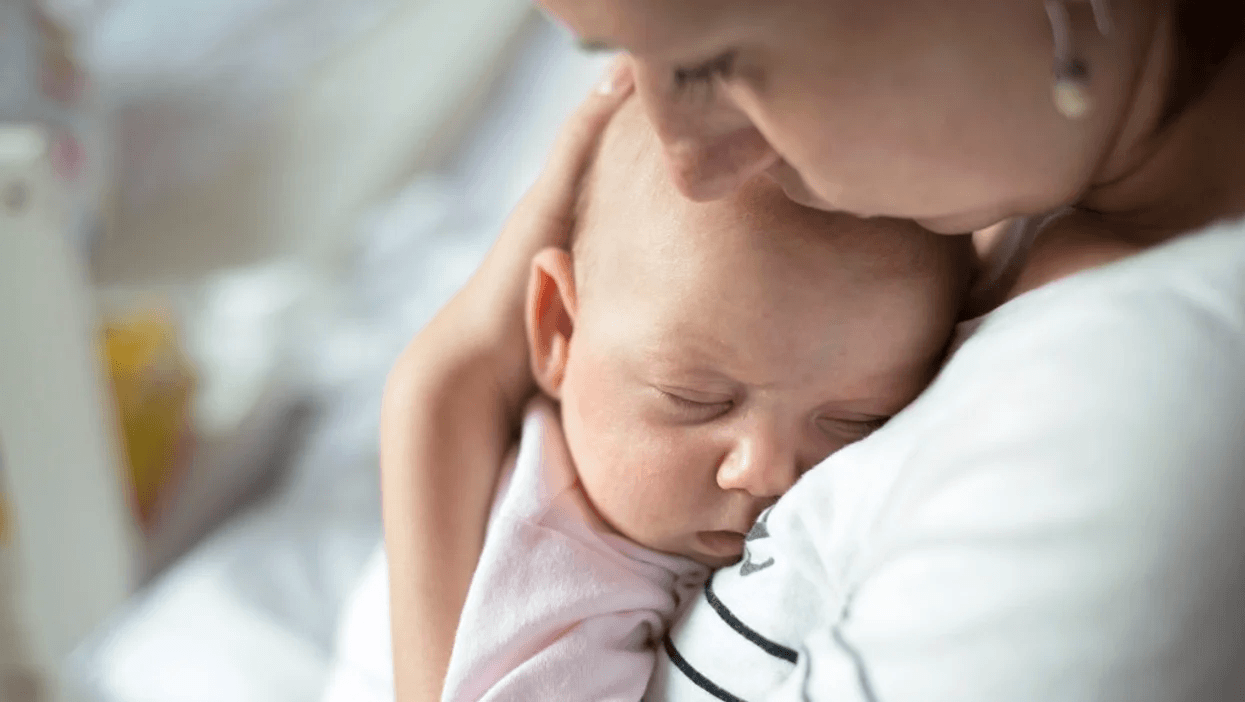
[{"left": 101, "top": 309, "right": 196, "bottom": 530}]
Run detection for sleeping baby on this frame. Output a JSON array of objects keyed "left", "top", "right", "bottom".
[{"left": 322, "top": 97, "right": 971, "bottom": 702}]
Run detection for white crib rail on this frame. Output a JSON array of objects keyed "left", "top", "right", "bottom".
[{"left": 0, "top": 124, "right": 137, "bottom": 700}]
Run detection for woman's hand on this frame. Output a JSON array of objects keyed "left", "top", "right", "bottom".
[{"left": 379, "top": 58, "right": 634, "bottom": 702}]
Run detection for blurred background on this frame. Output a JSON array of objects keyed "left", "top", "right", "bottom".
[{"left": 0, "top": 0, "right": 608, "bottom": 699}]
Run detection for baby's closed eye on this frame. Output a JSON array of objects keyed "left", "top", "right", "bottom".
[
  {"left": 657, "top": 388, "right": 734, "bottom": 422},
  {"left": 815, "top": 414, "right": 888, "bottom": 442}
]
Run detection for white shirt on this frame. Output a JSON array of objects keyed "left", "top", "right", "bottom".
[{"left": 649, "top": 219, "right": 1245, "bottom": 701}]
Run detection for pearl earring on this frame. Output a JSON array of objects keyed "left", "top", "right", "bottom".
[{"left": 1044, "top": 0, "right": 1112, "bottom": 120}]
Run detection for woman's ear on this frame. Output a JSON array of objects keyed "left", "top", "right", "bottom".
[{"left": 526, "top": 247, "right": 578, "bottom": 399}]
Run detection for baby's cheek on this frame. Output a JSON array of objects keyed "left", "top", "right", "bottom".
[
  {"left": 559, "top": 394, "right": 655, "bottom": 531},
  {"left": 557, "top": 355, "right": 717, "bottom": 550},
  {"left": 584, "top": 433, "right": 673, "bottom": 524},
  {"left": 578, "top": 428, "right": 702, "bottom": 551}
]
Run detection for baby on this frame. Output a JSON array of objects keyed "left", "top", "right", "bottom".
[
  {"left": 440, "top": 98, "right": 970, "bottom": 700},
  {"left": 323, "top": 98, "right": 970, "bottom": 702}
]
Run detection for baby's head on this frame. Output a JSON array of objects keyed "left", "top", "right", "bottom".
[{"left": 526, "top": 98, "right": 971, "bottom": 567}]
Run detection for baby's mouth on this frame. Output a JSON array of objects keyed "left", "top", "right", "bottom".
[{"left": 697, "top": 530, "right": 746, "bottom": 558}]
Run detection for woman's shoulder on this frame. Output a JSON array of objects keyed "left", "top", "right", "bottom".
[
  {"left": 808, "top": 214, "right": 1245, "bottom": 624},
  {"left": 870, "top": 216, "right": 1245, "bottom": 534},
  {"left": 945, "top": 216, "right": 1245, "bottom": 437},
  {"left": 993, "top": 215, "right": 1245, "bottom": 340},
  {"left": 794, "top": 216, "right": 1245, "bottom": 572}
]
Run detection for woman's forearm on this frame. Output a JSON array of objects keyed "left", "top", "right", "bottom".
[
  {"left": 381, "top": 233, "right": 544, "bottom": 699},
  {"left": 380, "top": 301, "right": 525, "bottom": 702}
]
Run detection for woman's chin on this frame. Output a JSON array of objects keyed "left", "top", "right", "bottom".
[
  {"left": 916, "top": 208, "right": 1010, "bottom": 236},
  {"left": 766, "top": 161, "right": 837, "bottom": 212},
  {"left": 766, "top": 161, "right": 1013, "bottom": 235}
]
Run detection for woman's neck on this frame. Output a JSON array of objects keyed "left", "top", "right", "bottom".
[
  {"left": 1005, "top": 11, "right": 1245, "bottom": 302},
  {"left": 1083, "top": 10, "right": 1245, "bottom": 241}
]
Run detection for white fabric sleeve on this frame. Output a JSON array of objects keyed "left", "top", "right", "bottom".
[{"left": 764, "top": 225, "right": 1245, "bottom": 701}]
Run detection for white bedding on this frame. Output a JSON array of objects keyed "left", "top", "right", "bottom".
[{"left": 68, "top": 18, "right": 610, "bottom": 702}]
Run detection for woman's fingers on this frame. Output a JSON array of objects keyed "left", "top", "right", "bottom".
[
  {"left": 479, "top": 55, "right": 634, "bottom": 313},
  {"left": 461, "top": 56, "right": 635, "bottom": 402},
  {"left": 524, "top": 56, "right": 635, "bottom": 237}
]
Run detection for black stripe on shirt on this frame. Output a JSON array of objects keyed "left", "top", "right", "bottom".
[
  {"left": 703, "top": 573, "right": 799, "bottom": 664},
  {"left": 663, "top": 635, "right": 747, "bottom": 702}
]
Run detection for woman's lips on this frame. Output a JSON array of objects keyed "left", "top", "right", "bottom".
[{"left": 697, "top": 530, "right": 747, "bottom": 557}]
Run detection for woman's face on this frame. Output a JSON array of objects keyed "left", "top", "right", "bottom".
[{"left": 538, "top": 0, "right": 1129, "bottom": 233}]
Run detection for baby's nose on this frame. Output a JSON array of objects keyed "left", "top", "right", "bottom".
[{"left": 716, "top": 435, "right": 800, "bottom": 499}]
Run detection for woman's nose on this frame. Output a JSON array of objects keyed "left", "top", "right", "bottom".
[
  {"left": 716, "top": 432, "right": 801, "bottom": 500},
  {"left": 664, "top": 126, "right": 781, "bottom": 201},
  {"left": 633, "top": 62, "right": 780, "bottom": 201}
]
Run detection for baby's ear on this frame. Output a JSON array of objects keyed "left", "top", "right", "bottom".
[{"left": 526, "top": 247, "right": 578, "bottom": 399}]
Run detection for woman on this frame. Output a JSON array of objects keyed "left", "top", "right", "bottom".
[{"left": 381, "top": 1, "right": 1245, "bottom": 699}]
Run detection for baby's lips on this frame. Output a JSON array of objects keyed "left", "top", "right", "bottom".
[{"left": 697, "top": 530, "right": 747, "bottom": 557}]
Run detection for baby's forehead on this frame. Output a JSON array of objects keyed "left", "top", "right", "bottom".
[
  {"left": 575, "top": 98, "right": 963, "bottom": 304},
  {"left": 583, "top": 102, "right": 804, "bottom": 260},
  {"left": 584, "top": 98, "right": 671, "bottom": 211}
]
